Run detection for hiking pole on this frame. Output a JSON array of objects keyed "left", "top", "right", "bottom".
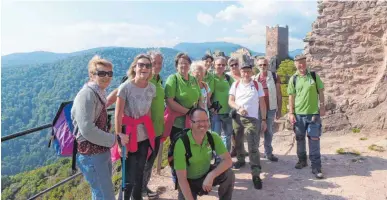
[{"left": 120, "top": 125, "right": 127, "bottom": 200}]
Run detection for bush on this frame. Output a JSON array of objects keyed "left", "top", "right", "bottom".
[{"left": 277, "top": 59, "right": 297, "bottom": 115}]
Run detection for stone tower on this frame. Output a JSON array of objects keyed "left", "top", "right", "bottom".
[{"left": 265, "top": 25, "right": 289, "bottom": 62}]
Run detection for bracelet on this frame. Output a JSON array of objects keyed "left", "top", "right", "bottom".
[{"left": 262, "top": 119, "right": 267, "bottom": 121}]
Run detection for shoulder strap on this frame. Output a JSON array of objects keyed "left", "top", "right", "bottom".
[
  {"left": 271, "top": 72, "right": 277, "bottom": 83},
  {"left": 310, "top": 72, "right": 319, "bottom": 94},
  {"left": 253, "top": 81, "right": 259, "bottom": 91},
  {"left": 206, "top": 131, "right": 215, "bottom": 152},
  {"left": 225, "top": 74, "right": 232, "bottom": 86},
  {"left": 292, "top": 75, "right": 298, "bottom": 90},
  {"left": 180, "top": 132, "right": 192, "bottom": 166}
]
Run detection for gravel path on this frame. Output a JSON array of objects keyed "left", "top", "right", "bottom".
[{"left": 148, "top": 131, "right": 387, "bottom": 200}]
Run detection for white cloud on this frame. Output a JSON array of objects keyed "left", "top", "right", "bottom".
[
  {"left": 197, "top": 11, "right": 214, "bottom": 26},
  {"left": 216, "top": 0, "right": 317, "bottom": 21},
  {"left": 2, "top": 22, "right": 182, "bottom": 54},
  {"left": 213, "top": 0, "right": 317, "bottom": 51}
]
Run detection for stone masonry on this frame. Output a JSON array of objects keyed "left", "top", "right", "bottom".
[
  {"left": 266, "top": 25, "right": 289, "bottom": 62},
  {"left": 304, "top": 0, "right": 387, "bottom": 131}
]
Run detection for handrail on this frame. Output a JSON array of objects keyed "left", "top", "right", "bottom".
[
  {"left": 1, "top": 124, "right": 52, "bottom": 142},
  {"left": 27, "top": 172, "right": 82, "bottom": 200},
  {"left": 1, "top": 107, "right": 115, "bottom": 143}
]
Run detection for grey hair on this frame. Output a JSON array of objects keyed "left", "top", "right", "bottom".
[
  {"left": 255, "top": 56, "right": 266, "bottom": 61},
  {"left": 227, "top": 57, "right": 239, "bottom": 66},
  {"left": 190, "top": 60, "right": 205, "bottom": 73},
  {"left": 147, "top": 49, "right": 164, "bottom": 61},
  {"left": 214, "top": 56, "right": 227, "bottom": 63}
]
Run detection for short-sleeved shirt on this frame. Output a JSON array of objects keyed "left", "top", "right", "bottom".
[
  {"left": 229, "top": 80, "right": 265, "bottom": 119},
  {"left": 200, "top": 82, "right": 211, "bottom": 113},
  {"left": 173, "top": 130, "right": 227, "bottom": 179},
  {"left": 203, "top": 72, "right": 215, "bottom": 93},
  {"left": 149, "top": 75, "right": 165, "bottom": 136},
  {"left": 213, "top": 74, "right": 234, "bottom": 114},
  {"left": 117, "top": 81, "right": 156, "bottom": 142},
  {"left": 164, "top": 73, "right": 201, "bottom": 128},
  {"left": 287, "top": 71, "right": 324, "bottom": 115}
]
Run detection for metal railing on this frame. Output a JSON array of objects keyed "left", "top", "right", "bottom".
[{"left": 1, "top": 107, "right": 115, "bottom": 200}]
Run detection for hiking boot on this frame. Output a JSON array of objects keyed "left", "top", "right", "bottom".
[
  {"left": 252, "top": 176, "right": 262, "bottom": 190},
  {"left": 295, "top": 160, "right": 308, "bottom": 169},
  {"left": 265, "top": 154, "right": 279, "bottom": 162},
  {"left": 312, "top": 168, "right": 324, "bottom": 179},
  {"left": 233, "top": 161, "right": 246, "bottom": 169}
]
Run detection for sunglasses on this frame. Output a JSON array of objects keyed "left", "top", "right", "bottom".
[
  {"left": 94, "top": 70, "right": 113, "bottom": 77},
  {"left": 137, "top": 63, "right": 152, "bottom": 69},
  {"left": 230, "top": 63, "right": 239, "bottom": 68},
  {"left": 259, "top": 64, "right": 267, "bottom": 66}
]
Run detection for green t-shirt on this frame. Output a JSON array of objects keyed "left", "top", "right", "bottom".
[
  {"left": 149, "top": 75, "right": 165, "bottom": 136},
  {"left": 287, "top": 71, "right": 324, "bottom": 115},
  {"left": 213, "top": 74, "right": 234, "bottom": 114},
  {"left": 203, "top": 72, "right": 215, "bottom": 93},
  {"left": 165, "top": 73, "right": 201, "bottom": 128},
  {"left": 173, "top": 130, "right": 227, "bottom": 179}
]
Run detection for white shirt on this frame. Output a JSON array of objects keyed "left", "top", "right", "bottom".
[{"left": 229, "top": 80, "right": 265, "bottom": 119}]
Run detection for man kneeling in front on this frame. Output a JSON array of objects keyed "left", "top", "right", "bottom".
[{"left": 174, "top": 108, "right": 235, "bottom": 200}]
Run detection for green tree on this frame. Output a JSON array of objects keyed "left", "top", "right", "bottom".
[{"left": 277, "top": 59, "right": 297, "bottom": 115}]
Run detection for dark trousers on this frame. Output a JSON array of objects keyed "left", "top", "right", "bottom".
[
  {"left": 142, "top": 136, "right": 161, "bottom": 190},
  {"left": 119, "top": 139, "right": 150, "bottom": 200},
  {"left": 177, "top": 168, "right": 235, "bottom": 200}
]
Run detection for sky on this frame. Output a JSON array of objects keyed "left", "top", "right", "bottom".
[{"left": 1, "top": 0, "right": 318, "bottom": 55}]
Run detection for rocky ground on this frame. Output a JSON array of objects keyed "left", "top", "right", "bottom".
[{"left": 146, "top": 130, "right": 387, "bottom": 200}]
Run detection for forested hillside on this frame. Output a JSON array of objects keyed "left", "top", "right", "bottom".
[{"left": 1, "top": 47, "right": 179, "bottom": 175}]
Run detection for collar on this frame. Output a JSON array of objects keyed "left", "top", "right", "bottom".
[{"left": 188, "top": 130, "right": 208, "bottom": 146}]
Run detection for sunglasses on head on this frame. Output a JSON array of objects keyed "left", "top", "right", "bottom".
[
  {"left": 137, "top": 63, "right": 152, "bottom": 69},
  {"left": 94, "top": 70, "right": 113, "bottom": 77}
]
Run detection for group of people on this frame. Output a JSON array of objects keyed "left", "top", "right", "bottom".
[{"left": 70, "top": 50, "right": 325, "bottom": 200}]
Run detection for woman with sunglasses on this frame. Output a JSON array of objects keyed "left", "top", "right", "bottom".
[
  {"left": 71, "top": 55, "right": 129, "bottom": 200},
  {"left": 114, "top": 54, "right": 156, "bottom": 200}
]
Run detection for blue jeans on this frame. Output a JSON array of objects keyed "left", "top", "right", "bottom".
[
  {"left": 294, "top": 114, "right": 322, "bottom": 169},
  {"left": 77, "top": 151, "right": 115, "bottom": 200},
  {"left": 211, "top": 114, "right": 233, "bottom": 152},
  {"left": 257, "top": 109, "right": 277, "bottom": 156}
]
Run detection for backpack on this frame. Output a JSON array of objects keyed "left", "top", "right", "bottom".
[
  {"left": 168, "top": 129, "right": 215, "bottom": 189},
  {"left": 292, "top": 71, "right": 319, "bottom": 94},
  {"left": 48, "top": 101, "right": 78, "bottom": 172},
  {"left": 48, "top": 90, "right": 112, "bottom": 172}
]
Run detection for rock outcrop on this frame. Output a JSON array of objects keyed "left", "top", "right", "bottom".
[{"left": 305, "top": 1, "right": 387, "bottom": 131}]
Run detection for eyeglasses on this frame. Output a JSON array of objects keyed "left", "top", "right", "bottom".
[
  {"left": 258, "top": 64, "right": 267, "bottom": 67},
  {"left": 230, "top": 63, "right": 239, "bottom": 68},
  {"left": 94, "top": 70, "right": 113, "bottom": 77},
  {"left": 191, "top": 119, "right": 209, "bottom": 124},
  {"left": 137, "top": 63, "right": 152, "bottom": 69}
]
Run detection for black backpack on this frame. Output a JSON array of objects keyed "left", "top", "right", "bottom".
[
  {"left": 292, "top": 71, "right": 319, "bottom": 94},
  {"left": 168, "top": 129, "right": 215, "bottom": 189}
]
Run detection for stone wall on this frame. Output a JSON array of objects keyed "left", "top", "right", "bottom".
[
  {"left": 305, "top": 0, "right": 387, "bottom": 131},
  {"left": 266, "top": 25, "right": 289, "bottom": 62}
]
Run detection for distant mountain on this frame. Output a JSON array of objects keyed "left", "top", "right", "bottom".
[
  {"left": 1, "top": 47, "right": 118, "bottom": 68},
  {"left": 289, "top": 49, "right": 304, "bottom": 59},
  {"left": 174, "top": 42, "right": 264, "bottom": 59}
]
